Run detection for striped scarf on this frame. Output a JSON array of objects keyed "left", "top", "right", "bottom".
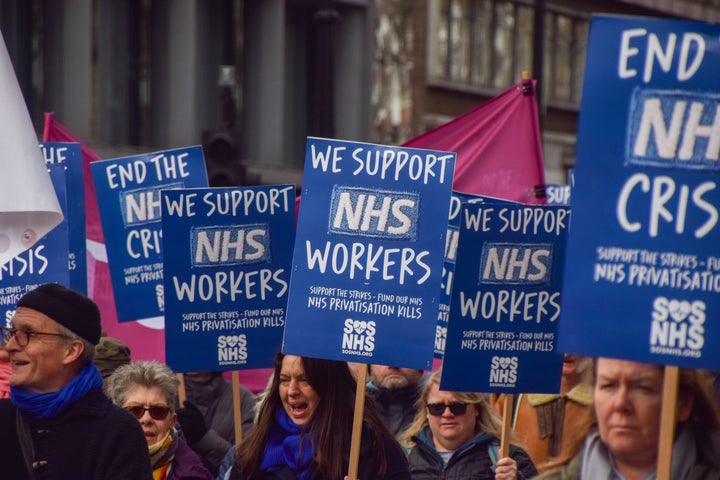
[{"left": 150, "top": 427, "right": 178, "bottom": 480}]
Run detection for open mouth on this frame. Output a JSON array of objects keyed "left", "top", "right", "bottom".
[
  {"left": 11, "top": 359, "right": 29, "bottom": 369},
  {"left": 289, "top": 402, "right": 308, "bottom": 417}
]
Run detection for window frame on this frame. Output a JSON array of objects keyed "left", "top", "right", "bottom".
[{"left": 426, "top": 0, "right": 590, "bottom": 110}]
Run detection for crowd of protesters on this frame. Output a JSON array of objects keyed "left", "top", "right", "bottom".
[{"left": 1, "top": 282, "right": 720, "bottom": 479}]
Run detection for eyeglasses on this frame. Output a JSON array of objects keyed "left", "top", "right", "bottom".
[
  {"left": 0, "top": 327, "right": 68, "bottom": 347},
  {"left": 427, "top": 402, "right": 469, "bottom": 416},
  {"left": 124, "top": 405, "right": 171, "bottom": 420}
]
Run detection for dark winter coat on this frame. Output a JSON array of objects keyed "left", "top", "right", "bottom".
[
  {"left": 0, "top": 391, "right": 152, "bottom": 480},
  {"left": 367, "top": 383, "right": 421, "bottom": 438},
  {"left": 407, "top": 426, "right": 538, "bottom": 480},
  {"left": 169, "top": 435, "right": 215, "bottom": 480},
  {"left": 184, "top": 372, "right": 258, "bottom": 473}
]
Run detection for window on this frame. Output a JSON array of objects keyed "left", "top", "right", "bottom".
[
  {"left": 428, "top": 0, "right": 588, "bottom": 108},
  {"left": 543, "top": 6, "right": 588, "bottom": 107}
]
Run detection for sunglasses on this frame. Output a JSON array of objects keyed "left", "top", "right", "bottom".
[
  {"left": 125, "top": 405, "right": 171, "bottom": 420},
  {"left": 426, "top": 402, "right": 469, "bottom": 416}
]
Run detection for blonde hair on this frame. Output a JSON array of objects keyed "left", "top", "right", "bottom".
[
  {"left": 577, "top": 357, "right": 594, "bottom": 385},
  {"left": 400, "top": 369, "right": 511, "bottom": 449}
]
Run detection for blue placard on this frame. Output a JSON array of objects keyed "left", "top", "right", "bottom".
[
  {"left": 434, "top": 192, "right": 518, "bottom": 359},
  {"left": 545, "top": 185, "right": 571, "bottom": 206},
  {"left": 559, "top": 15, "right": 720, "bottom": 370},
  {"left": 162, "top": 185, "right": 296, "bottom": 372},
  {"left": 441, "top": 203, "right": 569, "bottom": 393},
  {"left": 0, "top": 165, "right": 70, "bottom": 327},
  {"left": 91, "top": 146, "right": 209, "bottom": 322},
  {"left": 41, "top": 142, "right": 87, "bottom": 294},
  {"left": 283, "top": 137, "right": 455, "bottom": 369}
]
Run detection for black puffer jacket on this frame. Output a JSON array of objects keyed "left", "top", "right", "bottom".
[{"left": 407, "top": 426, "right": 538, "bottom": 480}]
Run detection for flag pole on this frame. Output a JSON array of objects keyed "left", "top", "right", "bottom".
[
  {"left": 177, "top": 373, "right": 187, "bottom": 405},
  {"left": 232, "top": 371, "right": 244, "bottom": 445},
  {"left": 347, "top": 365, "right": 367, "bottom": 479},
  {"left": 657, "top": 366, "right": 679, "bottom": 480},
  {"left": 500, "top": 394, "right": 514, "bottom": 457}
]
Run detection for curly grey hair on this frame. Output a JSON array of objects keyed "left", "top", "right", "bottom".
[{"left": 106, "top": 360, "right": 180, "bottom": 411}]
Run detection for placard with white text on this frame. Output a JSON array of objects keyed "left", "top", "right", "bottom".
[
  {"left": 91, "top": 146, "right": 208, "bottom": 322},
  {"left": 283, "top": 137, "right": 455, "bottom": 369},
  {"left": 162, "top": 185, "right": 296, "bottom": 372},
  {"left": 560, "top": 15, "right": 720, "bottom": 369},
  {"left": 41, "top": 142, "right": 86, "bottom": 294},
  {"left": 0, "top": 165, "right": 70, "bottom": 326},
  {"left": 434, "top": 192, "right": 518, "bottom": 359},
  {"left": 441, "top": 202, "right": 569, "bottom": 393}
]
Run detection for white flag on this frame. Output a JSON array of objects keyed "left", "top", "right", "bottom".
[{"left": 0, "top": 31, "right": 63, "bottom": 267}]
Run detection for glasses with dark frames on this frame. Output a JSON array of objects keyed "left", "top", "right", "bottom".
[
  {"left": 0, "top": 327, "right": 69, "bottom": 347},
  {"left": 426, "top": 402, "right": 469, "bottom": 416},
  {"left": 124, "top": 405, "right": 171, "bottom": 420}
]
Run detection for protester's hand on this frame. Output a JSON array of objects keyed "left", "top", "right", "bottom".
[
  {"left": 495, "top": 457, "right": 518, "bottom": 480},
  {"left": 176, "top": 401, "right": 207, "bottom": 446}
]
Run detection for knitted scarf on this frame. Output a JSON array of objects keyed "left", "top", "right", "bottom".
[
  {"left": 150, "top": 428, "right": 179, "bottom": 480},
  {"left": 11, "top": 363, "right": 103, "bottom": 418},
  {"left": 259, "top": 409, "right": 316, "bottom": 480}
]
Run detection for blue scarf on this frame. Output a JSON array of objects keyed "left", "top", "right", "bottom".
[
  {"left": 259, "top": 409, "right": 316, "bottom": 480},
  {"left": 11, "top": 363, "right": 104, "bottom": 418}
]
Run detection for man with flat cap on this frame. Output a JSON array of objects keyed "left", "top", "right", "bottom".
[{"left": 0, "top": 283, "right": 152, "bottom": 479}]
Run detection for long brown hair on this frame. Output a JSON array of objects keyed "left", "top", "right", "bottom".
[
  {"left": 678, "top": 367, "right": 720, "bottom": 432},
  {"left": 235, "top": 352, "right": 395, "bottom": 479}
]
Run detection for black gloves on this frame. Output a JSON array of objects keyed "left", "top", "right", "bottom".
[{"left": 176, "top": 401, "right": 208, "bottom": 446}]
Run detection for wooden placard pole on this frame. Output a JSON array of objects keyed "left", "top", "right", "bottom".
[
  {"left": 500, "top": 393, "right": 514, "bottom": 458},
  {"left": 177, "top": 373, "right": 187, "bottom": 406},
  {"left": 232, "top": 371, "right": 244, "bottom": 446},
  {"left": 347, "top": 365, "right": 367, "bottom": 480},
  {"left": 657, "top": 366, "right": 679, "bottom": 480}
]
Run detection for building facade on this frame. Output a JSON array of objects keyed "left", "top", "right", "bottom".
[
  {"left": 1, "top": 0, "right": 719, "bottom": 187},
  {"left": 394, "top": 0, "right": 720, "bottom": 185}
]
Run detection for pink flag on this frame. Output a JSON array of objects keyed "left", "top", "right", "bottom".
[
  {"left": 295, "top": 79, "right": 546, "bottom": 216},
  {"left": 42, "top": 113, "right": 165, "bottom": 362},
  {"left": 403, "top": 79, "right": 546, "bottom": 204}
]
